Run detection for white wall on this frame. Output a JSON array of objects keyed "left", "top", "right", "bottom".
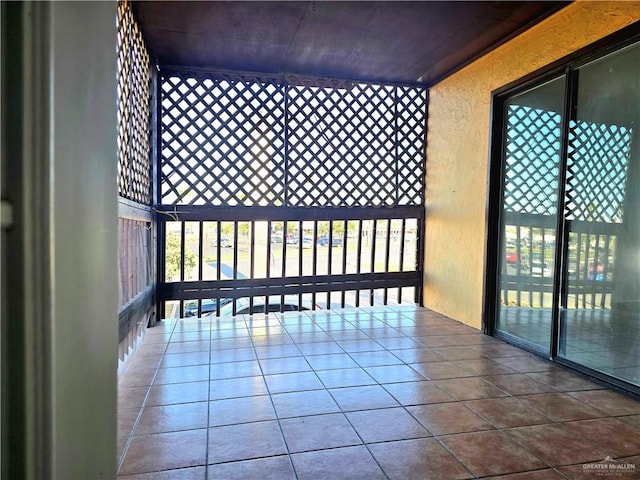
[
  {"left": 49, "top": 3, "right": 118, "bottom": 478},
  {"left": 3, "top": 2, "right": 118, "bottom": 476}
]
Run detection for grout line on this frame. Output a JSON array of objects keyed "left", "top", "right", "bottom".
[
  {"left": 204, "top": 313, "right": 215, "bottom": 478},
  {"left": 289, "top": 310, "right": 390, "bottom": 479},
  {"left": 321, "top": 311, "right": 433, "bottom": 479},
  {"left": 245, "top": 312, "right": 301, "bottom": 480},
  {"left": 117, "top": 318, "right": 179, "bottom": 475},
  {"left": 119, "top": 308, "right": 640, "bottom": 479}
]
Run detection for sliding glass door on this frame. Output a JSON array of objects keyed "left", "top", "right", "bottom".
[
  {"left": 495, "top": 76, "right": 565, "bottom": 354},
  {"left": 559, "top": 42, "right": 640, "bottom": 387},
  {"left": 491, "top": 37, "right": 639, "bottom": 391}
]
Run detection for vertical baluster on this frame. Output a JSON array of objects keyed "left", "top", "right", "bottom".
[
  {"left": 370, "top": 219, "right": 378, "bottom": 306},
  {"left": 312, "top": 220, "right": 318, "bottom": 309},
  {"left": 341, "top": 219, "right": 348, "bottom": 308},
  {"left": 266, "top": 220, "right": 272, "bottom": 315},
  {"left": 250, "top": 220, "right": 256, "bottom": 314},
  {"left": 298, "top": 219, "right": 303, "bottom": 310},
  {"left": 399, "top": 218, "right": 406, "bottom": 304},
  {"left": 356, "top": 220, "right": 363, "bottom": 307},
  {"left": 198, "top": 221, "right": 204, "bottom": 316},
  {"left": 179, "top": 221, "right": 185, "bottom": 317},
  {"left": 384, "top": 219, "right": 392, "bottom": 305}
]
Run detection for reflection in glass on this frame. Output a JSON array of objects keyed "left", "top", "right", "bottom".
[
  {"left": 559, "top": 42, "right": 640, "bottom": 387},
  {"left": 495, "top": 76, "right": 566, "bottom": 352}
]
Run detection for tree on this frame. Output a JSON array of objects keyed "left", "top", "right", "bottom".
[
  {"left": 238, "top": 222, "right": 250, "bottom": 237},
  {"left": 332, "top": 221, "right": 345, "bottom": 236},
  {"left": 165, "top": 230, "right": 196, "bottom": 281},
  {"left": 220, "top": 222, "right": 234, "bottom": 238},
  {"left": 317, "top": 222, "right": 330, "bottom": 236}
]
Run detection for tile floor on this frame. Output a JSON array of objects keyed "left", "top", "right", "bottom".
[
  {"left": 498, "top": 307, "right": 640, "bottom": 385},
  {"left": 117, "top": 306, "right": 640, "bottom": 479}
]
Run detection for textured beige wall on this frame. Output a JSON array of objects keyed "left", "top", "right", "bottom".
[{"left": 424, "top": 2, "right": 640, "bottom": 329}]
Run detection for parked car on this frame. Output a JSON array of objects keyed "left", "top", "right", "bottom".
[
  {"left": 505, "top": 252, "right": 521, "bottom": 264},
  {"left": 588, "top": 260, "right": 605, "bottom": 281},
  {"left": 529, "top": 255, "right": 552, "bottom": 277},
  {"left": 184, "top": 297, "right": 233, "bottom": 317},
  {"left": 286, "top": 235, "right": 299, "bottom": 245},
  {"left": 317, "top": 234, "right": 344, "bottom": 247},
  {"left": 217, "top": 295, "right": 319, "bottom": 316},
  {"left": 211, "top": 237, "right": 233, "bottom": 248},
  {"left": 504, "top": 252, "right": 529, "bottom": 276},
  {"left": 531, "top": 260, "right": 552, "bottom": 277},
  {"left": 302, "top": 236, "right": 314, "bottom": 249},
  {"left": 270, "top": 233, "right": 283, "bottom": 243}
]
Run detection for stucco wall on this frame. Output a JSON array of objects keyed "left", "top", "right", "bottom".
[{"left": 424, "top": 2, "right": 640, "bottom": 329}]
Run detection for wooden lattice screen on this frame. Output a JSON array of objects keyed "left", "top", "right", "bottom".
[
  {"left": 117, "top": 1, "right": 155, "bottom": 348},
  {"left": 156, "top": 70, "right": 427, "bottom": 316},
  {"left": 117, "top": 0, "right": 152, "bottom": 205},
  {"left": 159, "top": 71, "right": 427, "bottom": 207}
]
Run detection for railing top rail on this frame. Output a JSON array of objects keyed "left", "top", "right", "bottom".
[{"left": 154, "top": 205, "right": 425, "bottom": 222}]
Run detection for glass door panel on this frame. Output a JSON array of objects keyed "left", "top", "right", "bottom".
[
  {"left": 495, "top": 76, "right": 566, "bottom": 353},
  {"left": 559, "top": 42, "right": 640, "bottom": 386}
]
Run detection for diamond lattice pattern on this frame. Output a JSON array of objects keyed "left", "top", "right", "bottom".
[
  {"left": 566, "top": 121, "right": 632, "bottom": 223},
  {"left": 160, "top": 73, "right": 426, "bottom": 207},
  {"left": 161, "top": 74, "right": 286, "bottom": 206},
  {"left": 397, "top": 86, "right": 427, "bottom": 206},
  {"left": 503, "top": 105, "right": 562, "bottom": 215},
  {"left": 117, "top": 0, "right": 152, "bottom": 205},
  {"left": 504, "top": 105, "right": 633, "bottom": 223}
]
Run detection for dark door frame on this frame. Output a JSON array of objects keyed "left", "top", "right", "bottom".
[{"left": 482, "top": 22, "right": 640, "bottom": 397}]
